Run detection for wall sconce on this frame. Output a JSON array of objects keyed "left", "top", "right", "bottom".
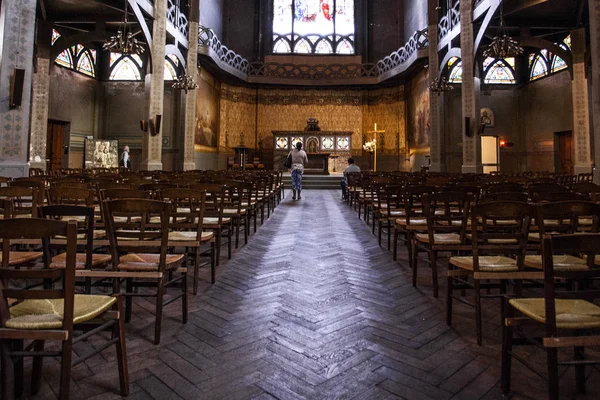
[{"left": 140, "top": 115, "right": 162, "bottom": 136}]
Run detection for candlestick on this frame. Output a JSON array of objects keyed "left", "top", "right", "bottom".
[{"left": 374, "top": 123, "right": 377, "bottom": 131}]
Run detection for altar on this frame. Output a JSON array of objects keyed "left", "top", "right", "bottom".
[{"left": 273, "top": 130, "right": 352, "bottom": 175}]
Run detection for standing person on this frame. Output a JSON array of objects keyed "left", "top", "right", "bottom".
[
  {"left": 289, "top": 142, "right": 308, "bottom": 200},
  {"left": 120, "top": 145, "right": 131, "bottom": 169},
  {"left": 341, "top": 157, "right": 360, "bottom": 200}
]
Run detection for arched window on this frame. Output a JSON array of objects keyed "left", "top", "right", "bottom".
[
  {"left": 164, "top": 58, "right": 178, "bottom": 81},
  {"left": 52, "top": 32, "right": 97, "bottom": 79},
  {"left": 447, "top": 56, "right": 463, "bottom": 83},
  {"left": 273, "top": 0, "right": 355, "bottom": 54},
  {"left": 483, "top": 57, "right": 516, "bottom": 84},
  {"left": 529, "top": 53, "right": 548, "bottom": 80},
  {"left": 109, "top": 53, "right": 143, "bottom": 81}
]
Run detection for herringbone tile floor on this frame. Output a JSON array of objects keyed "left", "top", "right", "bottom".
[{"left": 21, "top": 190, "right": 600, "bottom": 399}]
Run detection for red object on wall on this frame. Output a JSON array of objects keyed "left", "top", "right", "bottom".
[{"left": 321, "top": 1, "right": 331, "bottom": 21}]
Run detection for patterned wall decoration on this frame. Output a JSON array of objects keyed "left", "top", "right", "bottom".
[
  {"left": 195, "top": 69, "right": 221, "bottom": 151},
  {"left": 214, "top": 85, "right": 407, "bottom": 157},
  {"left": 0, "top": 0, "right": 37, "bottom": 175},
  {"left": 30, "top": 58, "right": 51, "bottom": 164}
]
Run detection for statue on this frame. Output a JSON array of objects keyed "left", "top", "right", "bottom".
[{"left": 304, "top": 118, "right": 321, "bottom": 131}]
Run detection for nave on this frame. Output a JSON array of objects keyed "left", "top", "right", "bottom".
[{"left": 29, "top": 190, "right": 599, "bottom": 400}]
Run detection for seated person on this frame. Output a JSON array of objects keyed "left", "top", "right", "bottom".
[{"left": 341, "top": 157, "right": 360, "bottom": 199}]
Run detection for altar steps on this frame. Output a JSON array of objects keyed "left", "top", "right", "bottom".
[{"left": 282, "top": 174, "right": 342, "bottom": 190}]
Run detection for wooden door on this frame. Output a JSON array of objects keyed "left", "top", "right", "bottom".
[
  {"left": 46, "top": 122, "right": 65, "bottom": 173},
  {"left": 555, "top": 131, "right": 573, "bottom": 174}
]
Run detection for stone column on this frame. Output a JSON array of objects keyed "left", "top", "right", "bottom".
[
  {"left": 0, "top": 0, "right": 37, "bottom": 177},
  {"left": 29, "top": 23, "right": 52, "bottom": 171},
  {"left": 459, "top": 0, "right": 482, "bottom": 174},
  {"left": 589, "top": 2, "right": 600, "bottom": 182},
  {"left": 183, "top": 2, "right": 199, "bottom": 171},
  {"left": 571, "top": 28, "right": 592, "bottom": 176},
  {"left": 141, "top": 0, "right": 167, "bottom": 171},
  {"left": 428, "top": 0, "right": 444, "bottom": 172}
]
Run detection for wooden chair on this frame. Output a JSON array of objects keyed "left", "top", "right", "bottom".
[
  {"left": 413, "top": 192, "right": 470, "bottom": 297},
  {"left": 105, "top": 199, "right": 187, "bottom": 344},
  {"left": 0, "top": 200, "right": 44, "bottom": 268},
  {"left": 485, "top": 183, "right": 525, "bottom": 194},
  {"left": 481, "top": 191, "right": 529, "bottom": 203},
  {"left": 221, "top": 180, "right": 251, "bottom": 248},
  {"left": 502, "top": 234, "right": 600, "bottom": 400},
  {"left": 447, "top": 201, "right": 533, "bottom": 345},
  {"left": 0, "top": 186, "right": 40, "bottom": 218},
  {"left": 375, "top": 183, "right": 404, "bottom": 250},
  {"left": 158, "top": 188, "right": 216, "bottom": 292},
  {"left": 0, "top": 218, "right": 128, "bottom": 399}
]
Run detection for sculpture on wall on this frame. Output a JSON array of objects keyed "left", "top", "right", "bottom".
[
  {"left": 304, "top": 118, "right": 321, "bottom": 131},
  {"left": 481, "top": 108, "right": 495, "bottom": 127}
]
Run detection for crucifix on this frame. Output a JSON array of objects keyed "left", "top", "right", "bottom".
[{"left": 367, "top": 123, "right": 385, "bottom": 172}]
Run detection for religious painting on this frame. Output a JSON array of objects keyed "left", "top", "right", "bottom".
[
  {"left": 407, "top": 69, "right": 430, "bottom": 149},
  {"left": 84, "top": 139, "right": 118, "bottom": 169},
  {"left": 194, "top": 71, "right": 220, "bottom": 151}
]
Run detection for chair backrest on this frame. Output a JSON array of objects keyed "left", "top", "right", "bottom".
[
  {"left": 481, "top": 191, "right": 529, "bottom": 203},
  {"left": 0, "top": 186, "right": 40, "bottom": 217},
  {"left": 48, "top": 187, "right": 95, "bottom": 207},
  {"left": 533, "top": 191, "right": 586, "bottom": 203},
  {"left": 190, "top": 184, "right": 226, "bottom": 222},
  {"left": 541, "top": 234, "right": 600, "bottom": 334},
  {"left": 39, "top": 205, "right": 96, "bottom": 270},
  {"left": 535, "top": 201, "right": 600, "bottom": 237},
  {"left": 105, "top": 199, "right": 170, "bottom": 271},
  {"left": 528, "top": 183, "right": 568, "bottom": 197},
  {"left": 470, "top": 201, "right": 533, "bottom": 270},
  {"left": 486, "top": 183, "right": 525, "bottom": 194},
  {"left": 0, "top": 219, "right": 77, "bottom": 331},
  {"left": 422, "top": 192, "right": 470, "bottom": 243},
  {"left": 403, "top": 185, "right": 436, "bottom": 224},
  {"left": 158, "top": 188, "right": 207, "bottom": 236}
]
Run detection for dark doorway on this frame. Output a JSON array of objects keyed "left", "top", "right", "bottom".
[
  {"left": 554, "top": 131, "right": 573, "bottom": 174},
  {"left": 46, "top": 120, "right": 70, "bottom": 173}
]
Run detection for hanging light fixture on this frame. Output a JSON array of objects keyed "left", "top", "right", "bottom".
[
  {"left": 483, "top": 4, "right": 523, "bottom": 59},
  {"left": 172, "top": 74, "right": 199, "bottom": 94},
  {"left": 103, "top": 0, "right": 145, "bottom": 55},
  {"left": 430, "top": 76, "right": 454, "bottom": 94}
]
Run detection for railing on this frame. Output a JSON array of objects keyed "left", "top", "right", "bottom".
[
  {"left": 438, "top": 1, "right": 460, "bottom": 41},
  {"left": 167, "top": 0, "right": 188, "bottom": 39},
  {"left": 198, "top": 26, "right": 428, "bottom": 82},
  {"left": 272, "top": 33, "right": 355, "bottom": 55}
]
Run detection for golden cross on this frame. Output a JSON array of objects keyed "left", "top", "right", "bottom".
[{"left": 366, "top": 123, "right": 385, "bottom": 172}]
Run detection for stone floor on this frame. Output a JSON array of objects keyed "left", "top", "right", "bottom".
[{"left": 20, "top": 190, "right": 600, "bottom": 399}]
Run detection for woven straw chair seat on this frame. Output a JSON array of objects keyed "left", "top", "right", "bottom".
[
  {"left": 416, "top": 233, "right": 462, "bottom": 245},
  {"left": 223, "top": 208, "right": 247, "bottom": 215},
  {"left": 0, "top": 251, "right": 43, "bottom": 266},
  {"left": 509, "top": 298, "right": 600, "bottom": 329},
  {"left": 6, "top": 295, "right": 116, "bottom": 330},
  {"left": 56, "top": 230, "right": 106, "bottom": 240},
  {"left": 50, "top": 253, "right": 112, "bottom": 270},
  {"left": 203, "top": 217, "right": 231, "bottom": 225},
  {"left": 523, "top": 255, "right": 589, "bottom": 271},
  {"left": 395, "top": 218, "right": 427, "bottom": 226},
  {"left": 118, "top": 253, "right": 184, "bottom": 271},
  {"left": 450, "top": 256, "right": 519, "bottom": 272},
  {"left": 168, "top": 231, "right": 214, "bottom": 242}
]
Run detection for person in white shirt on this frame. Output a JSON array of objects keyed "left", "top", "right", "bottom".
[
  {"left": 341, "top": 157, "right": 360, "bottom": 200},
  {"left": 120, "top": 145, "right": 131, "bottom": 169},
  {"left": 289, "top": 142, "right": 308, "bottom": 200}
]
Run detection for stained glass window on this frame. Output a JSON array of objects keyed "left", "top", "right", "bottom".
[
  {"left": 89, "top": 49, "right": 97, "bottom": 62},
  {"left": 51, "top": 29, "right": 61, "bottom": 46},
  {"left": 164, "top": 59, "right": 177, "bottom": 81},
  {"left": 292, "top": 137, "right": 303, "bottom": 147},
  {"left": 273, "top": 0, "right": 354, "bottom": 54},
  {"left": 562, "top": 35, "right": 571, "bottom": 50},
  {"left": 76, "top": 51, "right": 95, "bottom": 77},
  {"left": 530, "top": 54, "right": 548, "bottom": 80},
  {"left": 551, "top": 56, "right": 567, "bottom": 73},
  {"left": 484, "top": 60, "right": 515, "bottom": 84},
  {"left": 321, "top": 137, "right": 334, "bottom": 150},
  {"left": 337, "top": 137, "right": 350, "bottom": 150},
  {"left": 448, "top": 58, "right": 463, "bottom": 84},
  {"left": 167, "top": 54, "right": 179, "bottom": 66},
  {"left": 276, "top": 137, "right": 289, "bottom": 149},
  {"left": 110, "top": 57, "right": 142, "bottom": 80},
  {"left": 55, "top": 49, "right": 73, "bottom": 68}
]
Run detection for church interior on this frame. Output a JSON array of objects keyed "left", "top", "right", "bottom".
[{"left": 1, "top": 0, "right": 600, "bottom": 399}]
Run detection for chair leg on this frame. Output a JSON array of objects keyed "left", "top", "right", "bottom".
[
  {"left": 181, "top": 268, "right": 188, "bottom": 324},
  {"left": 377, "top": 219, "right": 382, "bottom": 245},
  {"left": 393, "top": 227, "right": 398, "bottom": 261},
  {"left": 14, "top": 339, "right": 23, "bottom": 397},
  {"left": 211, "top": 240, "right": 216, "bottom": 284},
  {"left": 114, "top": 296, "right": 130, "bottom": 397},
  {"left": 431, "top": 251, "right": 439, "bottom": 298},
  {"left": 244, "top": 216, "right": 249, "bottom": 244},
  {"left": 446, "top": 268, "right": 453, "bottom": 326},
  {"left": 474, "top": 279, "right": 483, "bottom": 346},
  {"left": 235, "top": 219, "right": 240, "bottom": 249},
  {"left": 31, "top": 340, "right": 46, "bottom": 395},
  {"left": 154, "top": 277, "right": 165, "bottom": 345},
  {"left": 547, "top": 348, "right": 560, "bottom": 400},
  {"left": 387, "top": 220, "right": 391, "bottom": 250},
  {"left": 501, "top": 301, "right": 513, "bottom": 396},
  {"left": 59, "top": 336, "right": 73, "bottom": 400},
  {"left": 193, "top": 250, "right": 200, "bottom": 295},
  {"left": 574, "top": 346, "right": 586, "bottom": 394},
  {"left": 406, "top": 232, "right": 414, "bottom": 272},
  {"left": 125, "top": 278, "right": 133, "bottom": 323},
  {"left": 1, "top": 341, "right": 15, "bottom": 400},
  {"left": 227, "top": 224, "right": 232, "bottom": 259},
  {"left": 215, "top": 229, "right": 222, "bottom": 266}
]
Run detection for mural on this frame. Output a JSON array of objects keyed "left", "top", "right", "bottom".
[
  {"left": 84, "top": 139, "right": 119, "bottom": 169},
  {"left": 408, "top": 69, "right": 430, "bottom": 149},
  {"left": 195, "top": 70, "right": 220, "bottom": 151}
]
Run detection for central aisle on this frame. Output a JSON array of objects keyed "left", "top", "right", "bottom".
[{"left": 98, "top": 190, "right": 584, "bottom": 400}]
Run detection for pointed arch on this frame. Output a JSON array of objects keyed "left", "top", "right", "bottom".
[
  {"left": 484, "top": 59, "right": 516, "bottom": 84},
  {"left": 76, "top": 51, "right": 96, "bottom": 77},
  {"left": 55, "top": 49, "right": 73, "bottom": 69},
  {"left": 164, "top": 58, "right": 178, "bottom": 80},
  {"left": 530, "top": 54, "right": 548, "bottom": 81},
  {"left": 447, "top": 57, "right": 463, "bottom": 83},
  {"left": 110, "top": 57, "right": 142, "bottom": 81}
]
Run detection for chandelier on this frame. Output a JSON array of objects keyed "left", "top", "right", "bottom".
[
  {"left": 483, "top": 6, "right": 523, "bottom": 58},
  {"left": 430, "top": 77, "right": 454, "bottom": 94},
  {"left": 103, "top": 0, "right": 145, "bottom": 55},
  {"left": 172, "top": 74, "right": 199, "bottom": 93}
]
